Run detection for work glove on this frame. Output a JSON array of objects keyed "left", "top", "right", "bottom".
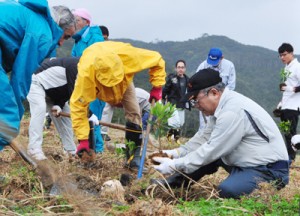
[
  {"left": 281, "top": 86, "right": 294, "bottom": 92},
  {"left": 273, "top": 109, "right": 281, "bottom": 118},
  {"left": 291, "top": 135, "right": 300, "bottom": 151},
  {"left": 89, "top": 114, "right": 99, "bottom": 126},
  {"left": 76, "top": 140, "right": 96, "bottom": 162},
  {"left": 163, "top": 149, "right": 180, "bottom": 159},
  {"left": 76, "top": 139, "right": 90, "bottom": 156},
  {"left": 52, "top": 105, "right": 62, "bottom": 117},
  {"left": 273, "top": 102, "right": 282, "bottom": 118},
  {"left": 149, "top": 87, "right": 162, "bottom": 102},
  {"left": 152, "top": 157, "right": 176, "bottom": 175},
  {"left": 295, "top": 86, "right": 300, "bottom": 93},
  {"left": 279, "top": 83, "right": 286, "bottom": 91}
]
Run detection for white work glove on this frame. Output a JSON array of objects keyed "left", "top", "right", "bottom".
[
  {"left": 163, "top": 149, "right": 180, "bottom": 159},
  {"left": 52, "top": 105, "right": 62, "bottom": 117},
  {"left": 291, "top": 135, "right": 300, "bottom": 152},
  {"left": 277, "top": 102, "right": 282, "bottom": 109},
  {"left": 152, "top": 157, "right": 176, "bottom": 175},
  {"left": 89, "top": 114, "right": 99, "bottom": 126},
  {"left": 281, "top": 85, "right": 294, "bottom": 92}
]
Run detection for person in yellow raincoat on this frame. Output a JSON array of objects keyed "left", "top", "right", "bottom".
[{"left": 70, "top": 41, "right": 166, "bottom": 170}]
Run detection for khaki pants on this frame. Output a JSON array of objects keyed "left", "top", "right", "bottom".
[{"left": 121, "top": 83, "right": 141, "bottom": 126}]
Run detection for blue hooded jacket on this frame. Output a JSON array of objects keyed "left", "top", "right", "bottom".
[
  {"left": 71, "top": 24, "right": 105, "bottom": 152},
  {"left": 0, "top": 0, "right": 63, "bottom": 148},
  {"left": 71, "top": 25, "right": 104, "bottom": 57}
]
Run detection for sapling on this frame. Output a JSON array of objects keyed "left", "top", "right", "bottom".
[
  {"left": 278, "top": 120, "right": 291, "bottom": 134},
  {"left": 274, "top": 69, "right": 291, "bottom": 118},
  {"left": 280, "top": 68, "right": 291, "bottom": 83},
  {"left": 148, "top": 102, "right": 176, "bottom": 161},
  {"left": 115, "top": 140, "right": 135, "bottom": 162}
]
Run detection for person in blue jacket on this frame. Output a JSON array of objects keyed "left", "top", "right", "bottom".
[
  {"left": 71, "top": 8, "right": 106, "bottom": 153},
  {"left": 0, "top": 0, "right": 76, "bottom": 151}
]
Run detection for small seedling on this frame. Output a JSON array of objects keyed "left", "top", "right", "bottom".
[
  {"left": 114, "top": 140, "right": 135, "bottom": 158},
  {"left": 114, "top": 142, "right": 125, "bottom": 156},
  {"left": 125, "top": 140, "right": 136, "bottom": 157},
  {"left": 148, "top": 102, "right": 176, "bottom": 150},
  {"left": 280, "top": 68, "right": 291, "bottom": 83},
  {"left": 278, "top": 120, "right": 291, "bottom": 134}
]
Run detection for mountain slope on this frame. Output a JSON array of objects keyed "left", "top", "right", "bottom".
[{"left": 57, "top": 35, "right": 296, "bottom": 136}]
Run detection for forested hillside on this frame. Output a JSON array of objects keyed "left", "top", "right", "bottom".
[{"left": 57, "top": 34, "right": 298, "bottom": 136}]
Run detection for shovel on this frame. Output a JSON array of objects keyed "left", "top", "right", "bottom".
[
  {"left": 54, "top": 110, "right": 140, "bottom": 133},
  {"left": 0, "top": 120, "right": 37, "bottom": 169},
  {"left": 0, "top": 120, "right": 75, "bottom": 196},
  {"left": 10, "top": 139, "right": 38, "bottom": 169},
  {"left": 137, "top": 99, "right": 155, "bottom": 179}
]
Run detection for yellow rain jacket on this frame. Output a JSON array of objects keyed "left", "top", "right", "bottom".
[{"left": 70, "top": 41, "right": 166, "bottom": 140}]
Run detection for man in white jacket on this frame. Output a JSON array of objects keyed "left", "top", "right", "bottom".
[
  {"left": 152, "top": 69, "right": 289, "bottom": 199},
  {"left": 277, "top": 43, "right": 300, "bottom": 160}
]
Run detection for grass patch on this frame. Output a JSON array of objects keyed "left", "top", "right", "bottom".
[{"left": 176, "top": 195, "right": 300, "bottom": 215}]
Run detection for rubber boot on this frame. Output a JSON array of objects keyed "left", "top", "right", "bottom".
[
  {"left": 125, "top": 122, "right": 143, "bottom": 170},
  {"left": 129, "top": 146, "right": 142, "bottom": 169}
]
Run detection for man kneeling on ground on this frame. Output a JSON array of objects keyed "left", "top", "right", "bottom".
[{"left": 151, "top": 69, "right": 289, "bottom": 199}]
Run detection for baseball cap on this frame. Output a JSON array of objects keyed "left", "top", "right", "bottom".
[
  {"left": 207, "top": 48, "right": 222, "bottom": 66},
  {"left": 72, "top": 8, "right": 92, "bottom": 23},
  {"left": 181, "top": 69, "right": 222, "bottom": 102}
]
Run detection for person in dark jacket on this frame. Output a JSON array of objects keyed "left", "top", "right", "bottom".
[
  {"left": 27, "top": 57, "right": 79, "bottom": 160},
  {"left": 277, "top": 43, "right": 300, "bottom": 160},
  {"left": 162, "top": 60, "right": 189, "bottom": 144}
]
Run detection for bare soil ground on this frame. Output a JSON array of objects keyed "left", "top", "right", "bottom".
[{"left": 0, "top": 118, "right": 300, "bottom": 215}]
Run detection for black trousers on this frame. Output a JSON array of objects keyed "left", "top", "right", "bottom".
[{"left": 280, "top": 109, "right": 299, "bottom": 160}]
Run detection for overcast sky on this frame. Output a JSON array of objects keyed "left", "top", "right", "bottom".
[{"left": 49, "top": 0, "right": 300, "bottom": 54}]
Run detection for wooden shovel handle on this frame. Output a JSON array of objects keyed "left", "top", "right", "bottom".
[
  {"left": 10, "top": 139, "right": 38, "bottom": 169},
  {"left": 53, "top": 110, "right": 127, "bottom": 131}
]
